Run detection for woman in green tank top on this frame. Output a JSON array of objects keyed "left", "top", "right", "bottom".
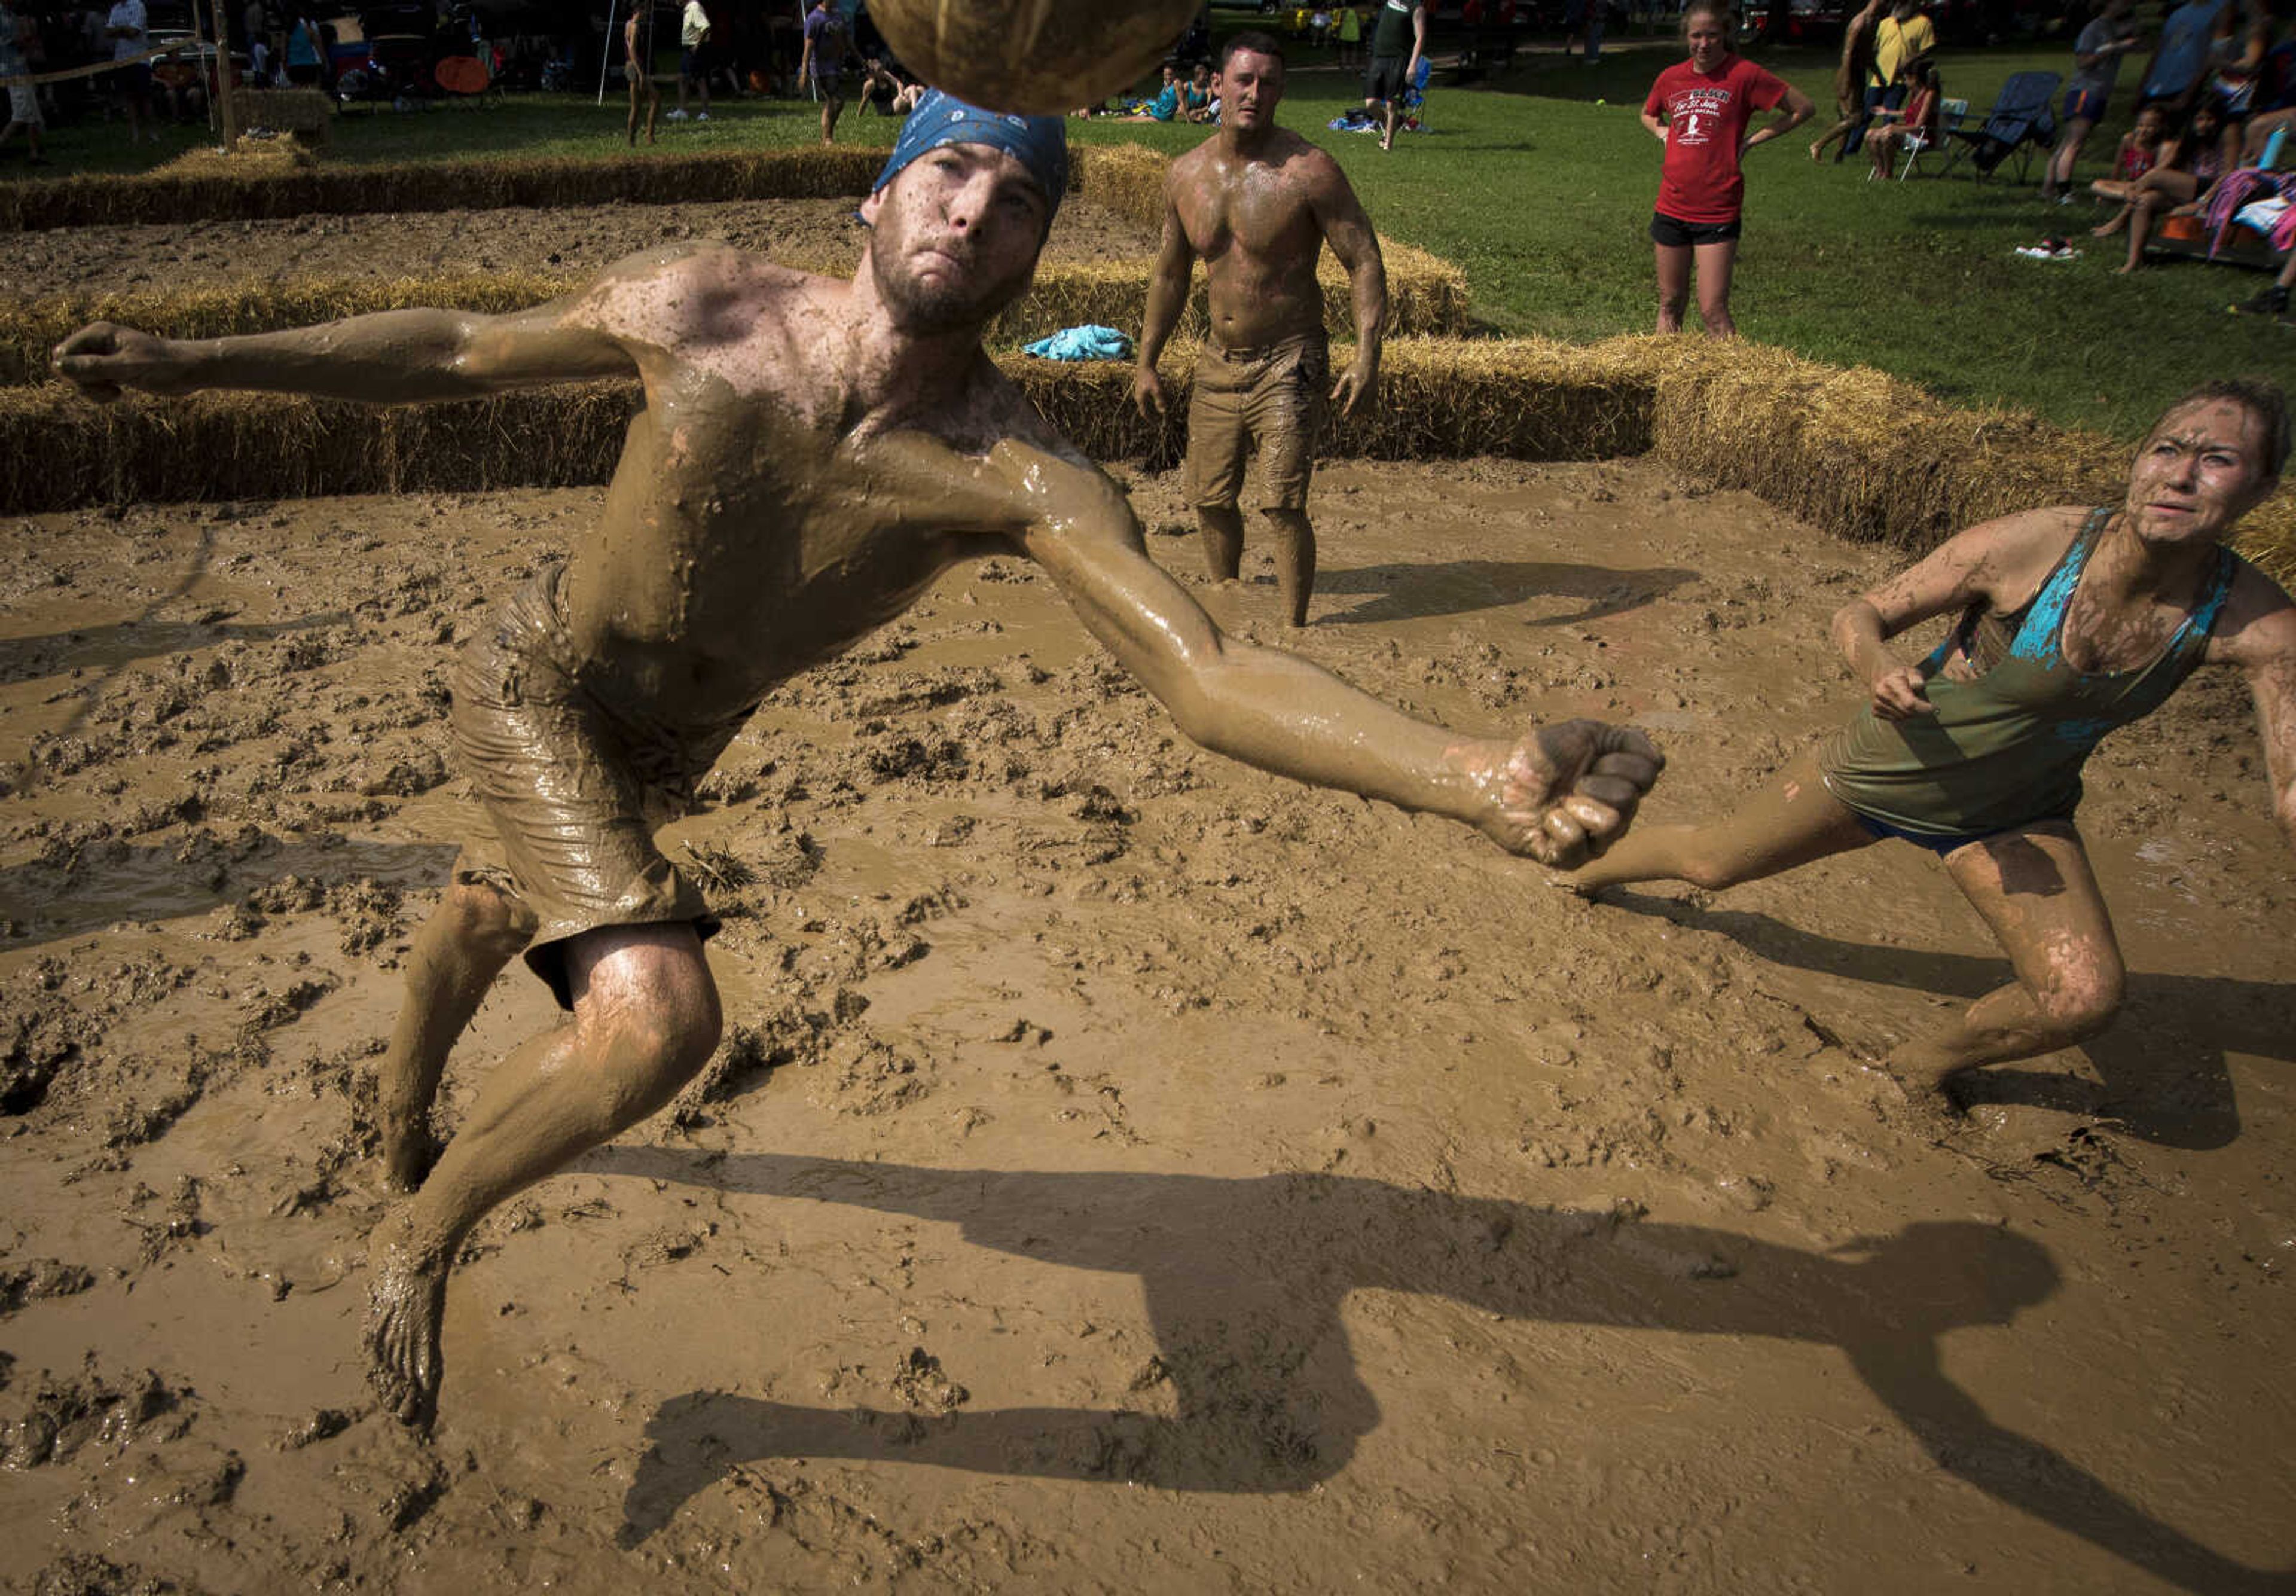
[{"left": 1567, "top": 382, "right": 2296, "bottom": 1117}]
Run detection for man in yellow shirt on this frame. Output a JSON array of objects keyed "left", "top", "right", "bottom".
[{"left": 1872, "top": 0, "right": 1935, "bottom": 117}]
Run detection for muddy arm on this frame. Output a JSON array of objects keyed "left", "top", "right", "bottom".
[
  {"left": 1000, "top": 443, "right": 1659, "bottom": 863},
  {"left": 51, "top": 295, "right": 634, "bottom": 405},
  {"left": 1132, "top": 187, "right": 1195, "bottom": 421},
  {"left": 2225, "top": 582, "right": 2296, "bottom": 853},
  {"left": 1314, "top": 161, "right": 1387, "bottom": 420},
  {"left": 1830, "top": 507, "right": 2077, "bottom": 719}
]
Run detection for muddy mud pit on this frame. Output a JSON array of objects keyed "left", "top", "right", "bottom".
[
  {"left": 2, "top": 457, "right": 2291, "bottom": 1593},
  {"left": 0, "top": 195, "right": 1157, "bottom": 297}
]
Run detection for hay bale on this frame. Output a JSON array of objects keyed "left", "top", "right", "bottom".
[
  {"left": 0, "top": 274, "right": 582, "bottom": 389},
  {"left": 993, "top": 243, "right": 1468, "bottom": 349},
  {"left": 0, "top": 383, "right": 640, "bottom": 511},
  {"left": 152, "top": 136, "right": 321, "bottom": 181},
  {"left": 0, "top": 146, "right": 897, "bottom": 231},
  {"left": 1072, "top": 143, "right": 1171, "bottom": 236},
  {"left": 4, "top": 246, "right": 1469, "bottom": 389},
  {"left": 229, "top": 87, "right": 331, "bottom": 144},
  {"left": 7, "top": 324, "right": 2288, "bottom": 596}
]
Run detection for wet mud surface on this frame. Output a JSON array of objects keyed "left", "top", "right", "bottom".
[
  {"left": 0, "top": 194, "right": 1157, "bottom": 297},
  {"left": 2, "top": 458, "right": 2292, "bottom": 1593}
]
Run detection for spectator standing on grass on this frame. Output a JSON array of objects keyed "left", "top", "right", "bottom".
[
  {"left": 1809, "top": 0, "right": 1884, "bottom": 162},
  {"left": 0, "top": 0, "right": 47, "bottom": 165},
  {"left": 1363, "top": 0, "right": 1424, "bottom": 151},
  {"left": 1641, "top": 1, "right": 1813, "bottom": 337},
  {"left": 104, "top": 0, "right": 151, "bottom": 144},
  {"left": 1871, "top": 0, "right": 1934, "bottom": 124},
  {"left": 2203, "top": 0, "right": 2271, "bottom": 117},
  {"left": 2041, "top": 0, "right": 2140, "bottom": 202},
  {"left": 1336, "top": 1, "right": 1360, "bottom": 67},
  {"left": 1565, "top": 0, "right": 1606, "bottom": 63},
  {"left": 799, "top": 0, "right": 847, "bottom": 144},
  {"left": 2142, "top": 0, "right": 2229, "bottom": 117},
  {"left": 670, "top": 0, "right": 709, "bottom": 120},
  {"left": 625, "top": 4, "right": 659, "bottom": 145},
  {"left": 285, "top": 10, "right": 320, "bottom": 86}
]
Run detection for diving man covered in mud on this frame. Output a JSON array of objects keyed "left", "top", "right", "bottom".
[
  {"left": 53, "top": 97, "right": 1662, "bottom": 1432},
  {"left": 1134, "top": 30, "right": 1384, "bottom": 630}
]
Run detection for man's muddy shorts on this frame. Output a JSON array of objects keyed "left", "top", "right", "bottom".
[
  {"left": 450, "top": 566, "right": 746, "bottom": 1009},
  {"left": 1186, "top": 333, "right": 1329, "bottom": 514}
]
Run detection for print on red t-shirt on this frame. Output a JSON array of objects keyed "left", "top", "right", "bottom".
[{"left": 1643, "top": 55, "right": 1789, "bottom": 225}]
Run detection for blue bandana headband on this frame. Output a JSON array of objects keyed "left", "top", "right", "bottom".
[{"left": 871, "top": 90, "right": 1070, "bottom": 225}]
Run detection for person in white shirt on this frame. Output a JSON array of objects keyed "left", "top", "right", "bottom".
[
  {"left": 103, "top": 0, "right": 152, "bottom": 144},
  {"left": 0, "top": 0, "right": 47, "bottom": 164},
  {"left": 670, "top": 0, "right": 709, "bottom": 120}
]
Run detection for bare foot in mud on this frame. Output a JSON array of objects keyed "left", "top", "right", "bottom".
[
  {"left": 1870, "top": 1055, "right": 1973, "bottom": 1140},
  {"left": 364, "top": 1220, "right": 449, "bottom": 1432}
]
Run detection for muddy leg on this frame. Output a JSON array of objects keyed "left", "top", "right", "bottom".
[
  {"left": 1196, "top": 504, "right": 1246, "bottom": 585},
  {"left": 1888, "top": 823, "right": 2123, "bottom": 1108},
  {"left": 1263, "top": 508, "right": 1317, "bottom": 628},
  {"left": 364, "top": 921, "right": 722, "bottom": 1430},
  {"left": 1565, "top": 746, "right": 1874, "bottom": 893},
  {"left": 378, "top": 879, "right": 535, "bottom": 1193}
]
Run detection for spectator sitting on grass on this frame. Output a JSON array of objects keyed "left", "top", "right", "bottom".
[
  {"left": 2095, "top": 98, "right": 2240, "bottom": 270},
  {"left": 1116, "top": 64, "right": 1184, "bottom": 121},
  {"left": 2090, "top": 99, "right": 2173, "bottom": 200},
  {"left": 1864, "top": 58, "right": 1941, "bottom": 178},
  {"left": 1183, "top": 61, "right": 1215, "bottom": 121}
]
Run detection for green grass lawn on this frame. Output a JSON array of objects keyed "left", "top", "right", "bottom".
[{"left": 11, "top": 31, "right": 2292, "bottom": 441}]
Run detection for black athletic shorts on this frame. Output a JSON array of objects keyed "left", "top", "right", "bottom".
[
  {"left": 1364, "top": 53, "right": 1406, "bottom": 103},
  {"left": 1650, "top": 210, "right": 1742, "bottom": 247}
]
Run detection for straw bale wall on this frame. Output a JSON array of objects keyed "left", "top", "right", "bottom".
[
  {"left": 0, "top": 249, "right": 1468, "bottom": 387},
  {"left": 3, "top": 328, "right": 2286, "bottom": 586},
  {"left": 0, "top": 146, "right": 897, "bottom": 231},
  {"left": 0, "top": 142, "right": 1165, "bottom": 233}
]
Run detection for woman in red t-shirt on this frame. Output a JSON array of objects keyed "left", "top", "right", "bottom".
[{"left": 1639, "top": 3, "right": 1814, "bottom": 337}]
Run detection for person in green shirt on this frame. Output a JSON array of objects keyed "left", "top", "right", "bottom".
[
  {"left": 1362, "top": 0, "right": 1424, "bottom": 151},
  {"left": 1567, "top": 382, "right": 2296, "bottom": 1118}
]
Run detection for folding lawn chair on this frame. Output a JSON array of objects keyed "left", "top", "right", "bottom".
[
  {"left": 1941, "top": 71, "right": 2060, "bottom": 182},
  {"left": 1897, "top": 98, "right": 1968, "bottom": 178}
]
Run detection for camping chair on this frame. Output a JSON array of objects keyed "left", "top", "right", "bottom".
[
  {"left": 1897, "top": 97, "right": 1968, "bottom": 178},
  {"left": 1941, "top": 70, "right": 2060, "bottom": 183}
]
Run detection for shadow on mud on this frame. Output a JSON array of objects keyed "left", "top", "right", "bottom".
[
  {"left": 1607, "top": 893, "right": 2295, "bottom": 1152},
  {"left": 600, "top": 1151, "right": 2282, "bottom": 1593},
  {"left": 1316, "top": 559, "right": 1695, "bottom": 627},
  {"left": 0, "top": 837, "right": 460, "bottom": 950}
]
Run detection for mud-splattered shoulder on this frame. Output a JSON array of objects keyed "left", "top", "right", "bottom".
[{"left": 561, "top": 246, "right": 830, "bottom": 349}]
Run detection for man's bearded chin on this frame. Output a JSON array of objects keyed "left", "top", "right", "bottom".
[{"left": 868, "top": 240, "right": 1034, "bottom": 337}]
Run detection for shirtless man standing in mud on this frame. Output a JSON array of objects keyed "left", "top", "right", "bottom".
[
  {"left": 1133, "top": 31, "right": 1385, "bottom": 629},
  {"left": 54, "top": 97, "right": 1660, "bottom": 1432}
]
